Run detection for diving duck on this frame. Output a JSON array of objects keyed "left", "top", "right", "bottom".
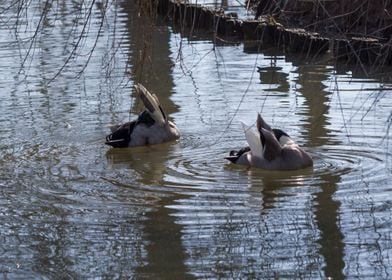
[
  {"left": 105, "top": 84, "right": 180, "bottom": 148},
  {"left": 225, "top": 114, "right": 313, "bottom": 170}
]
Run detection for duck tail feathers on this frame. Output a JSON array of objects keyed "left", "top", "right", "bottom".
[
  {"left": 135, "top": 83, "right": 166, "bottom": 125},
  {"left": 256, "top": 113, "right": 272, "bottom": 132}
]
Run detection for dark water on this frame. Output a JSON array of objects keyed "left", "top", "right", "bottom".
[{"left": 0, "top": 1, "right": 391, "bottom": 279}]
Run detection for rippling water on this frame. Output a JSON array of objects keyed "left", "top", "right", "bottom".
[{"left": 0, "top": 1, "right": 392, "bottom": 279}]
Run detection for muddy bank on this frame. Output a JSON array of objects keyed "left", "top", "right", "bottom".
[
  {"left": 248, "top": 0, "right": 392, "bottom": 41},
  {"left": 153, "top": 0, "right": 392, "bottom": 66}
]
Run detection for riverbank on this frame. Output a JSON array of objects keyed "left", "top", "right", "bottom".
[{"left": 153, "top": 0, "right": 392, "bottom": 67}]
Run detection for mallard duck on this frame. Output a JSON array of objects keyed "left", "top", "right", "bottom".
[
  {"left": 105, "top": 84, "right": 180, "bottom": 148},
  {"left": 225, "top": 114, "right": 313, "bottom": 170}
]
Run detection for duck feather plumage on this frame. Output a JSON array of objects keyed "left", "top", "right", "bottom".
[
  {"left": 226, "top": 114, "right": 313, "bottom": 170},
  {"left": 105, "top": 84, "right": 180, "bottom": 148}
]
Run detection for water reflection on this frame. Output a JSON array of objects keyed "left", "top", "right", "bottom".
[
  {"left": 289, "top": 55, "right": 337, "bottom": 147},
  {"left": 257, "top": 64, "right": 290, "bottom": 93},
  {"left": 123, "top": 2, "right": 177, "bottom": 115},
  {"left": 120, "top": 3, "right": 191, "bottom": 278},
  {"left": 1, "top": 0, "right": 392, "bottom": 279},
  {"left": 314, "top": 173, "right": 345, "bottom": 279},
  {"left": 137, "top": 195, "right": 194, "bottom": 279},
  {"left": 291, "top": 55, "right": 345, "bottom": 279},
  {"left": 106, "top": 144, "right": 193, "bottom": 279}
]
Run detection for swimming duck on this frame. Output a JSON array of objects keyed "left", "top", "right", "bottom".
[
  {"left": 225, "top": 114, "right": 313, "bottom": 170},
  {"left": 105, "top": 84, "right": 180, "bottom": 148}
]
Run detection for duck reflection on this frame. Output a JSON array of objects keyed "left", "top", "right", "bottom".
[
  {"left": 247, "top": 167, "right": 313, "bottom": 212},
  {"left": 106, "top": 143, "right": 175, "bottom": 185}
]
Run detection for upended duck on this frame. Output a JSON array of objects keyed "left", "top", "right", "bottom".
[
  {"left": 225, "top": 114, "right": 313, "bottom": 170},
  {"left": 105, "top": 84, "right": 180, "bottom": 148}
]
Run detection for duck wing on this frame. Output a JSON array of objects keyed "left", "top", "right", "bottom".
[
  {"left": 134, "top": 83, "right": 167, "bottom": 125},
  {"left": 241, "top": 121, "right": 263, "bottom": 159}
]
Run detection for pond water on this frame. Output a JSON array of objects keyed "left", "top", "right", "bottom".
[{"left": 0, "top": 1, "right": 392, "bottom": 279}]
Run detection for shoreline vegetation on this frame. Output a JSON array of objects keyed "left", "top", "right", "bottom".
[{"left": 151, "top": 0, "right": 392, "bottom": 69}]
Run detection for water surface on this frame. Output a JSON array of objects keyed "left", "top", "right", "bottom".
[{"left": 0, "top": 1, "right": 391, "bottom": 279}]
